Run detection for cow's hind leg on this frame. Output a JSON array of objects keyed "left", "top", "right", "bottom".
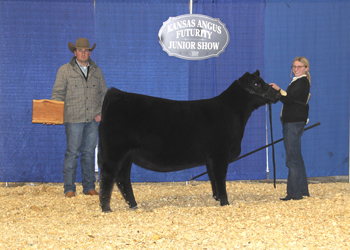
[
  {"left": 207, "top": 165, "right": 219, "bottom": 201},
  {"left": 206, "top": 161, "right": 229, "bottom": 206},
  {"left": 99, "top": 167, "right": 116, "bottom": 212},
  {"left": 116, "top": 158, "right": 137, "bottom": 209}
]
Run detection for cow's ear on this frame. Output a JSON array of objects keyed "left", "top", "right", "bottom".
[
  {"left": 252, "top": 69, "right": 260, "bottom": 76},
  {"left": 252, "top": 70, "right": 260, "bottom": 77}
]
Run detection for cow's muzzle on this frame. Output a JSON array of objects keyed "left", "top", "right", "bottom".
[{"left": 264, "top": 86, "right": 281, "bottom": 103}]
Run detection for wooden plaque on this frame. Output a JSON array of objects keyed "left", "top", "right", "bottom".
[{"left": 32, "top": 99, "right": 64, "bottom": 124}]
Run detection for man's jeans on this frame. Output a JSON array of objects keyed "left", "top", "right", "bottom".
[
  {"left": 283, "top": 122, "right": 310, "bottom": 198},
  {"left": 63, "top": 121, "right": 98, "bottom": 194}
]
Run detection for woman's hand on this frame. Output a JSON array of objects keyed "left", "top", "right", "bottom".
[{"left": 269, "top": 83, "right": 280, "bottom": 91}]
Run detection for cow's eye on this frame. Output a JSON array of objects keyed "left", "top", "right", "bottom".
[{"left": 254, "top": 83, "right": 259, "bottom": 86}]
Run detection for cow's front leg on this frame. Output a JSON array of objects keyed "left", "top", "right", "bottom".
[
  {"left": 116, "top": 159, "right": 137, "bottom": 209},
  {"left": 217, "top": 181, "right": 229, "bottom": 206},
  {"left": 99, "top": 168, "right": 115, "bottom": 212}
]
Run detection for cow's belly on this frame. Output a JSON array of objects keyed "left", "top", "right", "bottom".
[{"left": 130, "top": 150, "right": 206, "bottom": 172}]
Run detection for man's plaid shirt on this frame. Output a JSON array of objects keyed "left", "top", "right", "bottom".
[{"left": 51, "top": 57, "right": 107, "bottom": 123}]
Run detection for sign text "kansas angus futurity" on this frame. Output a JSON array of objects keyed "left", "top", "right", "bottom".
[{"left": 159, "top": 14, "right": 230, "bottom": 60}]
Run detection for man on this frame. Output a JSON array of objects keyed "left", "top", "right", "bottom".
[{"left": 50, "top": 38, "right": 107, "bottom": 197}]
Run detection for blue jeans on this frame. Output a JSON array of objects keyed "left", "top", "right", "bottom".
[
  {"left": 283, "top": 122, "right": 310, "bottom": 198},
  {"left": 63, "top": 121, "right": 98, "bottom": 194}
]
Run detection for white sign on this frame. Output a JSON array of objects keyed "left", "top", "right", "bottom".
[{"left": 158, "top": 14, "right": 230, "bottom": 60}]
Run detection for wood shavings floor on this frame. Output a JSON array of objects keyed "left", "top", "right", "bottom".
[{"left": 0, "top": 179, "right": 349, "bottom": 249}]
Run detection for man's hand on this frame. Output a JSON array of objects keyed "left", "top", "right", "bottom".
[{"left": 94, "top": 114, "right": 101, "bottom": 123}]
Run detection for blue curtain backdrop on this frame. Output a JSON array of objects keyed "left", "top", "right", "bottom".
[
  {"left": 94, "top": 0, "right": 267, "bottom": 182},
  {"left": 0, "top": 0, "right": 96, "bottom": 182},
  {"left": 265, "top": 0, "right": 350, "bottom": 179},
  {"left": 0, "top": 0, "right": 348, "bottom": 183}
]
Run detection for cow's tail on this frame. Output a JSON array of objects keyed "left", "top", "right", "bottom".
[{"left": 97, "top": 147, "right": 103, "bottom": 169}]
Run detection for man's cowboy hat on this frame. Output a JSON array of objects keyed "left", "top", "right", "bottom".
[{"left": 68, "top": 38, "right": 96, "bottom": 53}]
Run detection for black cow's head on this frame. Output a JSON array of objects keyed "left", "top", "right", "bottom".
[{"left": 239, "top": 70, "right": 281, "bottom": 104}]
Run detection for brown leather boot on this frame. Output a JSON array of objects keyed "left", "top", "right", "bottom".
[
  {"left": 65, "top": 191, "right": 75, "bottom": 198},
  {"left": 84, "top": 190, "right": 99, "bottom": 195}
]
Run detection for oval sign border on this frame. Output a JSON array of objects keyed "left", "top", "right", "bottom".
[{"left": 158, "top": 14, "right": 230, "bottom": 60}]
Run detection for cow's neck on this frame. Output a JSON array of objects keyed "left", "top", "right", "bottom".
[{"left": 220, "top": 80, "right": 259, "bottom": 127}]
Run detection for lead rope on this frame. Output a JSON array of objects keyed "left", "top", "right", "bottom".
[{"left": 269, "top": 103, "right": 276, "bottom": 188}]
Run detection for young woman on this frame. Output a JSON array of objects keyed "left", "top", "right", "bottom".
[{"left": 270, "top": 57, "right": 311, "bottom": 200}]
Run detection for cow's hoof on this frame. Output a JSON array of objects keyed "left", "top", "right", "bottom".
[
  {"left": 100, "top": 204, "right": 112, "bottom": 212},
  {"left": 213, "top": 195, "right": 220, "bottom": 201},
  {"left": 220, "top": 202, "right": 230, "bottom": 206},
  {"left": 129, "top": 205, "right": 138, "bottom": 210},
  {"left": 102, "top": 208, "right": 112, "bottom": 213}
]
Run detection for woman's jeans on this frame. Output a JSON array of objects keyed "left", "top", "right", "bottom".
[
  {"left": 283, "top": 122, "right": 310, "bottom": 198},
  {"left": 63, "top": 121, "right": 98, "bottom": 194}
]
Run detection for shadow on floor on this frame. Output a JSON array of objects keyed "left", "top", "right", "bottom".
[{"left": 1, "top": 175, "right": 349, "bottom": 187}]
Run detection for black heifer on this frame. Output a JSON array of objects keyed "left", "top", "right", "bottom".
[{"left": 98, "top": 70, "right": 280, "bottom": 212}]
